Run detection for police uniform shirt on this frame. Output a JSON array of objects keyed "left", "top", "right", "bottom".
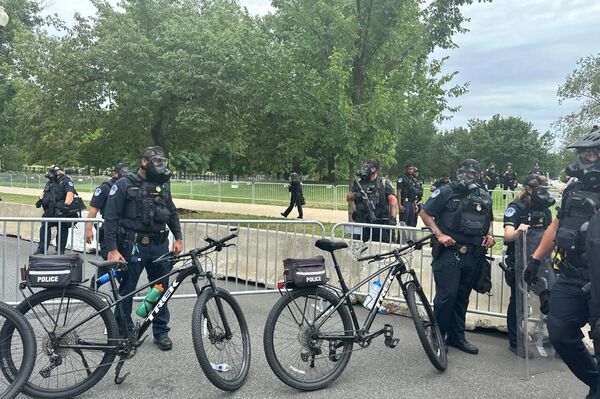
[
  {"left": 352, "top": 176, "right": 395, "bottom": 220},
  {"left": 432, "top": 180, "right": 449, "bottom": 191},
  {"left": 423, "top": 184, "right": 493, "bottom": 246},
  {"left": 103, "top": 174, "right": 183, "bottom": 252},
  {"left": 54, "top": 176, "right": 75, "bottom": 199},
  {"left": 396, "top": 174, "right": 416, "bottom": 202},
  {"left": 503, "top": 202, "right": 552, "bottom": 262},
  {"left": 89, "top": 181, "right": 112, "bottom": 217}
]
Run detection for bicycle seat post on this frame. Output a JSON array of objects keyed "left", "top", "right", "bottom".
[{"left": 329, "top": 251, "right": 350, "bottom": 293}]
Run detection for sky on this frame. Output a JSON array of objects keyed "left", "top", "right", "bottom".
[{"left": 38, "top": 0, "right": 599, "bottom": 138}]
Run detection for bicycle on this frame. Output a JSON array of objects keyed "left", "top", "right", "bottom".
[
  {"left": 263, "top": 232, "right": 446, "bottom": 391},
  {"left": 0, "top": 231, "right": 250, "bottom": 398},
  {"left": 0, "top": 301, "right": 37, "bottom": 399}
]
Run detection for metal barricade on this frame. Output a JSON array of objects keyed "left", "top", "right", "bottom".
[
  {"left": 329, "top": 222, "right": 511, "bottom": 321},
  {"left": 0, "top": 217, "right": 326, "bottom": 304}
]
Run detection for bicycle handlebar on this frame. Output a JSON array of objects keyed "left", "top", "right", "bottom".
[
  {"left": 356, "top": 233, "right": 434, "bottom": 262},
  {"left": 153, "top": 230, "right": 238, "bottom": 264}
]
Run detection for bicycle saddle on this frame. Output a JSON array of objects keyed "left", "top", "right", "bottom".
[
  {"left": 89, "top": 260, "right": 128, "bottom": 269},
  {"left": 315, "top": 239, "right": 348, "bottom": 252}
]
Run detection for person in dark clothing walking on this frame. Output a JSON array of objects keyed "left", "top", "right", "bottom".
[{"left": 281, "top": 172, "right": 303, "bottom": 219}]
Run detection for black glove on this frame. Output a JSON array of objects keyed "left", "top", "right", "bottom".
[
  {"left": 524, "top": 256, "right": 541, "bottom": 285},
  {"left": 35, "top": 199, "right": 42, "bottom": 208}
]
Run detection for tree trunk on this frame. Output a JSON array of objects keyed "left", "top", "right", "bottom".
[{"left": 326, "top": 154, "right": 336, "bottom": 182}]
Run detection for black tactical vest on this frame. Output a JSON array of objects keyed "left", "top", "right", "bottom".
[
  {"left": 438, "top": 184, "right": 492, "bottom": 237},
  {"left": 121, "top": 174, "right": 172, "bottom": 231},
  {"left": 555, "top": 183, "right": 600, "bottom": 267},
  {"left": 512, "top": 201, "right": 550, "bottom": 230},
  {"left": 355, "top": 176, "right": 389, "bottom": 221}
]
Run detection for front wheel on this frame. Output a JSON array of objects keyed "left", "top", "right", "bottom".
[
  {"left": 191, "top": 287, "right": 251, "bottom": 391},
  {"left": 263, "top": 286, "right": 354, "bottom": 391},
  {"left": 404, "top": 281, "right": 447, "bottom": 371}
]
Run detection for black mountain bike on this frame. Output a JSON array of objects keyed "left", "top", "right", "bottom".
[
  {"left": 0, "top": 231, "right": 250, "bottom": 398},
  {"left": 263, "top": 232, "right": 446, "bottom": 391},
  {"left": 0, "top": 301, "right": 37, "bottom": 399}
]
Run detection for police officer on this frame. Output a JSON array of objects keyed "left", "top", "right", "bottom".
[
  {"left": 420, "top": 159, "right": 495, "bottom": 354},
  {"left": 34, "top": 165, "right": 77, "bottom": 255},
  {"left": 280, "top": 172, "right": 303, "bottom": 219},
  {"left": 347, "top": 160, "right": 397, "bottom": 243},
  {"left": 104, "top": 147, "right": 183, "bottom": 351},
  {"left": 529, "top": 162, "right": 545, "bottom": 176},
  {"left": 525, "top": 127, "right": 600, "bottom": 396},
  {"left": 503, "top": 174, "right": 554, "bottom": 358},
  {"left": 503, "top": 162, "right": 518, "bottom": 199},
  {"left": 397, "top": 163, "right": 418, "bottom": 227},
  {"left": 483, "top": 163, "right": 499, "bottom": 191},
  {"left": 431, "top": 172, "right": 450, "bottom": 192},
  {"left": 85, "top": 162, "right": 130, "bottom": 288}
]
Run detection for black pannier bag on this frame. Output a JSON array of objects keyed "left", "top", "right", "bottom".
[
  {"left": 283, "top": 256, "right": 327, "bottom": 287},
  {"left": 26, "top": 254, "right": 84, "bottom": 288}
]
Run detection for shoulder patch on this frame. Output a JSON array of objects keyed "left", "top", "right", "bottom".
[
  {"left": 68, "top": 181, "right": 74, "bottom": 187},
  {"left": 397, "top": 177, "right": 402, "bottom": 184},
  {"left": 431, "top": 189, "right": 440, "bottom": 198},
  {"left": 94, "top": 188, "right": 102, "bottom": 196},
  {"left": 109, "top": 185, "right": 118, "bottom": 196},
  {"left": 504, "top": 207, "right": 516, "bottom": 217}
]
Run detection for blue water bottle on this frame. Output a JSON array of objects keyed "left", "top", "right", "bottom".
[{"left": 96, "top": 269, "right": 118, "bottom": 287}]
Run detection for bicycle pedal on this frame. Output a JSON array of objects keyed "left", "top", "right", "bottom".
[
  {"left": 385, "top": 338, "right": 400, "bottom": 349},
  {"left": 383, "top": 324, "right": 394, "bottom": 338}
]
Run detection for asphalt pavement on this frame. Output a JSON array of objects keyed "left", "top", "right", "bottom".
[{"left": 9, "top": 288, "right": 587, "bottom": 399}]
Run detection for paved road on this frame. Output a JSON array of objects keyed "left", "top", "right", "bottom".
[{"left": 10, "top": 292, "right": 586, "bottom": 399}]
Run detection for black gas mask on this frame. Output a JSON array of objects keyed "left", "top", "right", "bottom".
[
  {"left": 565, "top": 148, "right": 600, "bottom": 191},
  {"left": 144, "top": 155, "right": 171, "bottom": 184},
  {"left": 46, "top": 166, "right": 60, "bottom": 181},
  {"left": 356, "top": 163, "right": 373, "bottom": 181},
  {"left": 456, "top": 167, "right": 479, "bottom": 193},
  {"left": 530, "top": 186, "right": 556, "bottom": 209}
]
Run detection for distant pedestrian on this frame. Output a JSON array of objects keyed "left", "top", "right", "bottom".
[
  {"left": 483, "top": 163, "right": 499, "bottom": 191},
  {"left": 503, "top": 163, "right": 518, "bottom": 200},
  {"left": 281, "top": 172, "right": 303, "bottom": 219},
  {"left": 431, "top": 172, "right": 450, "bottom": 192}
]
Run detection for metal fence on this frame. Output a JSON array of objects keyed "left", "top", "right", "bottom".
[
  {"left": 0, "top": 173, "right": 560, "bottom": 215},
  {"left": 0, "top": 217, "right": 512, "bottom": 325}
]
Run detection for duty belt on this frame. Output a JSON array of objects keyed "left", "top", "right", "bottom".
[
  {"left": 121, "top": 230, "right": 169, "bottom": 245},
  {"left": 448, "top": 244, "right": 478, "bottom": 255}
]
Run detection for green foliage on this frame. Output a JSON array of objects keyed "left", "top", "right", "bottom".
[
  {"left": 556, "top": 54, "right": 600, "bottom": 141},
  {"left": 7, "top": 0, "right": 488, "bottom": 178},
  {"left": 433, "top": 115, "right": 558, "bottom": 179}
]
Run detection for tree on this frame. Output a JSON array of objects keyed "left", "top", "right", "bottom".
[{"left": 556, "top": 53, "right": 600, "bottom": 142}]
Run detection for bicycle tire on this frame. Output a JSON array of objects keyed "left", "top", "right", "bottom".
[
  {"left": 191, "top": 287, "right": 251, "bottom": 391},
  {"left": 404, "top": 281, "right": 447, "bottom": 371},
  {"left": 10, "top": 287, "right": 120, "bottom": 399},
  {"left": 263, "top": 286, "right": 353, "bottom": 391},
  {"left": 0, "top": 301, "right": 37, "bottom": 399}
]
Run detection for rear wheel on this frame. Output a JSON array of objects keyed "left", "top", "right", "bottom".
[
  {"left": 0, "top": 301, "right": 36, "bottom": 399},
  {"left": 263, "top": 286, "right": 354, "bottom": 391},
  {"left": 404, "top": 281, "right": 447, "bottom": 371},
  {"left": 6, "top": 287, "right": 120, "bottom": 398}
]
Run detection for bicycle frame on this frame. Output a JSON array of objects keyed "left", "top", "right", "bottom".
[
  {"left": 19, "top": 251, "right": 227, "bottom": 353},
  {"left": 287, "top": 248, "right": 420, "bottom": 344}
]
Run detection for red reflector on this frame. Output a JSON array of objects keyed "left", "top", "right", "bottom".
[{"left": 277, "top": 281, "right": 285, "bottom": 289}]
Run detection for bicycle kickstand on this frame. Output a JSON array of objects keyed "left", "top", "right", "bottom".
[{"left": 114, "top": 359, "right": 130, "bottom": 385}]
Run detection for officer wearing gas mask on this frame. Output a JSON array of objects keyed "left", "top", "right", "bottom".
[
  {"left": 503, "top": 174, "right": 555, "bottom": 358},
  {"left": 484, "top": 163, "right": 499, "bottom": 191},
  {"left": 34, "top": 165, "right": 77, "bottom": 255},
  {"left": 397, "top": 163, "right": 419, "bottom": 227},
  {"left": 104, "top": 147, "right": 183, "bottom": 351},
  {"left": 85, "top": 162, "right": 130, "bottom": 287},
  {"left": 420, "top": 159, "right": 495, "bottom": 355},
  {"left": 525, "top": 127, "right": 600, "bottom": 396},
  {"left": 347, "top": 160, "right": 397, "bottom": 243}
]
